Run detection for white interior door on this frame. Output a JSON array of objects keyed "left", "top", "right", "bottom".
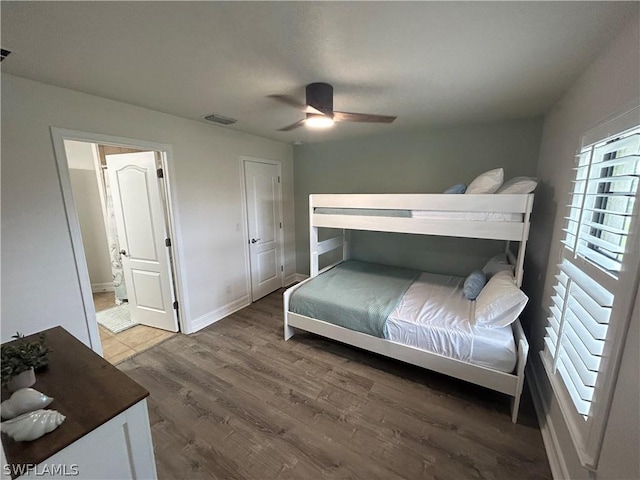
[
  {"left": 106, "top": 152, "right": 178, "bottom": 332},
  {"left": 244, "top": 160, "right": 283, "bottom": 301}
]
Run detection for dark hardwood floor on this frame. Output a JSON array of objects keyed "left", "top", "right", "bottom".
[{"left": 118, "top": 289, "right": 551, "bottom": 480}]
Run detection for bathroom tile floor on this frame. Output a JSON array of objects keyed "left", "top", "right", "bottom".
[{"left": 93, "top": 292, "right": 177, "bottom": 364}]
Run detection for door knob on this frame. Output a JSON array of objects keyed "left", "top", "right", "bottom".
[
  {"left": 119, "top": 249, "right": 128, "bottom": 256},
  {"left": 250, "top": 238, "right": 260, "bottom": 244}
]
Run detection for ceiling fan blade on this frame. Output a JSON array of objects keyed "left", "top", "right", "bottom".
[
  {"left": 268, "top": 94, "right": 307, "bottom": 109},
  {"left": 278, "top": 119, "right": 306, "bottom": 131},
  {"left": 269, "top": 94, "right": 326, "bottom": 115},
  {"left": 333, "top": 111, "right": 397, "bottom": 123},
  {"left": 305, "top": 105, "right": 325, "bottom": 115}
]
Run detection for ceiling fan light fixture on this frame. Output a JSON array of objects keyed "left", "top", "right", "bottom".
[
  {"left": 272, "top": 82, "right": 396, "bottom": 131},
  {"left": 305, "top": 114, "right": 334, "bottom": 129}
]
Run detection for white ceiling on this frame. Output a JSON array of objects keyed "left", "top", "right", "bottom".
[{"left": 1, "top": 2, "right": 636, "bottom": 144}]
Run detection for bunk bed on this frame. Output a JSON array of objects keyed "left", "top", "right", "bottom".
[{"left": 283, "top": 193, "right": 534, "bottom": 423}]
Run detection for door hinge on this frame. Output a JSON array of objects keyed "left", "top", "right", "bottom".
[
  {"left": 277, "top": 176, "right": 280, "bottom": 183},
  {"left": 279, "top": 222, "right": 282, "bottom": 229},
  {"left": 173, "top": 301, "right": 179, "bottom": 310},
  {"left": 165, "top": 238, "right": 172, "bottom": 247},
  {"left": 157, "top": 168, "right": 164, "bottom": 178},
  {"left": 281, "top": 265, "right": 284, "bottom": 272}
]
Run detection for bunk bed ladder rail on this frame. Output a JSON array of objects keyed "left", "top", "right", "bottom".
[
  {"left": 309, "top": 195, "right": 349, "bottom": 278},
  {"left": 310, "top": 194, "right": 319, "bottom": 276}
]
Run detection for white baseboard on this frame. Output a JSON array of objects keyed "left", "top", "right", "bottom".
[
  {"left": 527, "top": 361, "right": 570, "bottom": 480},
  {"left": 189, "top": 295, "right": 250, "bottom": 333},
  {"left": 284, "top": 273, "right": 309, "bottom": 286},
  {"left": 91, "top": 283, "right": 115, "bottom": 293}
]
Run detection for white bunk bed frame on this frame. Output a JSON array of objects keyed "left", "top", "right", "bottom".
[{"left": 284, "top": 193, "right": 534, "bottom": 423}]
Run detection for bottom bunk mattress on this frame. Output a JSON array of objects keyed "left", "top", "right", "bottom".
[
  {"left": 289, "top": 260, "right": 419, "bottom": 338},
  {"left": 289, "top": 260, "right": 517, "bottom": 373}
]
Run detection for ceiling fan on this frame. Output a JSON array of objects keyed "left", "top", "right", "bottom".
[{"left": 269, "top": 82, "right": 397, "bottom": 131}]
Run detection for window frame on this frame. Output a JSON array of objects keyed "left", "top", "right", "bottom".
[{"left": 541, "top": 106, "right": 640, "bottom": 470}]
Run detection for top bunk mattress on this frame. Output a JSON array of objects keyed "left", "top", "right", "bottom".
[
  {"left": 289, "top": 261, "right": 517, "bottom": 373},
  {"left": 314, "top": 207, "right": 523, "bottom": 222}
]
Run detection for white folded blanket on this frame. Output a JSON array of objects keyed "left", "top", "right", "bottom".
[{"left": 386, "top": 272, "right": 517, "bottom": 373}]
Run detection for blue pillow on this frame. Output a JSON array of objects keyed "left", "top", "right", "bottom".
[
  {"left": 444, "top": 183, "right": 467, "bottom": 194},
  {"left": 463, "top": 270, "right": 487, "bottom": 300}
]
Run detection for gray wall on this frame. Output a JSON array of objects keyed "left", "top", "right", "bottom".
[
  {"left": 69, "top": 169, "right": 113, "bottom": 287},
  {"left": 65, "top": 140, "right": 113, "bottom": 289},
  {"left": 523, "top": 16, "right": 639, "bottom": 480},
  {"left": 294, "top": 118, "right": 543, "bottom": 275}
]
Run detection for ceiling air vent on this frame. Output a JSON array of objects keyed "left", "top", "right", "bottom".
[
  {"left": 1, "top": 49, "right": 12, "bottom": 62},
  {"left": 202, "top": 113, "right": 237, "bottom": 126}
]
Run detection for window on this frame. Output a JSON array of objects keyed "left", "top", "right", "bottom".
[{"left": 542, "top": 111, "right": 639, "bottom": 469}]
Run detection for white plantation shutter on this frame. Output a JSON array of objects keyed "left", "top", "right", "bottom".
[
  {"left": 544, "top": 258, "right": 614, "bottom": 416},
  {"left": 542, "top": 115, "right": 640, "bottom": 469}
]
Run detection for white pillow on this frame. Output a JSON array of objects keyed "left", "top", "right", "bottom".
[
  {"left": 465, "top": 168, "right": 504, "bottom": 194},
  {"left": 497, "top": 176, "right": 538, "bottom": 194},
  {"left": 482, "top": 253, "right": 514, "bottom": 278},
  {"left": 475, "top": 270, "right": 528, "bottom": 328}
]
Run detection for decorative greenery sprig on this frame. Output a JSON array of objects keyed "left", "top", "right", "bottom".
[{"left": 1, "top": 332, "right": 51, "bottom": 386}]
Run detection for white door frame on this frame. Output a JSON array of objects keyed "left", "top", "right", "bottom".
[
  {"left": 50, "top": 127, "right": 191, "bottom": 355},
  {"left": 239, "top": 156, "right": 285, "bottom": 302}
]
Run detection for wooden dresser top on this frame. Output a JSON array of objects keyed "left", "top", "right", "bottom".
[{"left": 1, "top": 326, "right": 149, "bottom": 469}]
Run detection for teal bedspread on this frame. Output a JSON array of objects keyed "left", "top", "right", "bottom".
[
  {"left": 314, "top": 207, "right": 411, "bottom": 218},
  {"left": 289, "top": 261, "right": 419, "bottom": 338}
]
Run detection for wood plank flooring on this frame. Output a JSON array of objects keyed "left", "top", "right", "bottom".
[{"left": 118, "top": 289, "right": 551, "bottom": 480}]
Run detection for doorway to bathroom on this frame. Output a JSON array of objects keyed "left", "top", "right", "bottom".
[{"left": 56, "top": 133, "right": 183, "bottom": 363}]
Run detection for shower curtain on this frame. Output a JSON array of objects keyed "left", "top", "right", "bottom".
[{"left": 102, "top": 170, "right": 128, "bottom": 304}]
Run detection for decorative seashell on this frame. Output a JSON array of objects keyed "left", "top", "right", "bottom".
[
  {"left": 1, "top": 388, "right": 54, "bottom": 420},
  {"left": 1, "top": 409, "right": 65, "bottom": 442}
]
